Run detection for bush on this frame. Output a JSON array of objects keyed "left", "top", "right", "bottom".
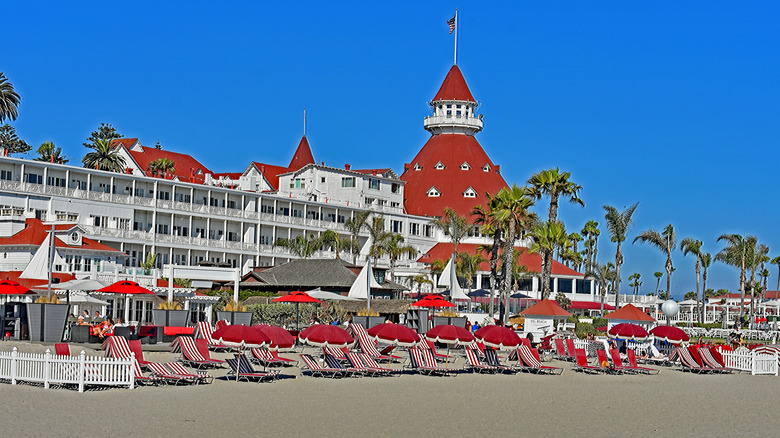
[
  {"left": 591, "top": 318, "right": 607, "bottom": 330},
  {"left": 566, "top": 315, "right": 579, "bottom": 324},
  {"left": 575, "top": 323, "right": 596, "bottom": 338}
]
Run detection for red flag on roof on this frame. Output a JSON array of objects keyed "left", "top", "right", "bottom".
[{"left": 447, "top": 15, "right": 456, "bottom": 34}]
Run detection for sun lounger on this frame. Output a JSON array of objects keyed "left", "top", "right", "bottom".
[
  {"left": 554, "top": 339, "right": 569, "bottom": 361},
  {"left": 323, "top": 346, "right": 350, "bottom": 362},
  {"left": 252, "top": 348, "right": 290, "bottom": 367},
  {"left": 226, "top": 354, "right": 278, "bottom": 382},
  {"left": 299, "top": 354, "right": 349, "bottom": 378},
  {"left": 596, "top": 349, "right": 625, "bottom": 374},
  {"left": 565, "top": 339, "right": 578, "bottom": 361},
  {"left": 697, "top": 347, "right": 732, "bottom": 373},
  {"left": 346, "top": 352, "right": 392, "bottom": 377},
  {"left": 515, "top": 345, "right": 563, "bottom": 375},
  {"left": 349, "top": 323, "right": 401, "bottom": 362},
  {"left": 194, "top": 321, "right": 228, "bottom": 350},
  {"left": 483, "top": 348, "right": 518, "bottom": 374},
  {"left": 573, "top": 348, "right": 603, "bottom": 374},
  {"left": 128, "top": 339, "right": 152, "bottom": 369},
  {"left": 130, "top": 359, "right": 157, "bottom": 386},
  {"left": 463, "top": 347, "right": 499, "bottom": 373},
  {"left": 676, "top": 347, "right": 717, "bottom": 374},
  {"left": 195, "top": 339, "right": 226, "bottom": 366},
  {"left": 147, "top": 362, "right": 196, "bottom": 385},
  {"left": 324, "top": 352, "right": 359, "bottom": 376},
  {"left": 421, "top": 339, "right": 452, "bottom": 360},
  {"left": 168, "top": 362, "right": 214, "bottom": 384},
  {"left": 624, "top": 350, "right": 660, "bottom": 374},
  {"left": 176, "top": 337, "right": 224, "bottom": 368},
  {"left": 404, "top": 348, "right": 453, "bottom": 376},
  {"left": 361, "top": 354, "right": 395, "bottom": 376}
]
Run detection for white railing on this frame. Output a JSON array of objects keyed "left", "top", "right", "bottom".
[
  {"left": 0, "top": 348, "right": 134, "bottom": 392},
  {"left": 721, "top": 349, "right": 779, "bottom": 376}
]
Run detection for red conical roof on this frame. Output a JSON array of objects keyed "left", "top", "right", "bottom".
[
  {"left": 400, "top": 134, "right": 507, "bottom": 218},
  {"left": 432, "top": 65, "right": 475, "bottom": 102},
  {"left": 520, "top": 299, "right": 572, "bottom": 318},
  {"left": 605, "top": 304, "right": 656, "bottom": 322},
  {"left": 287, "top": 135, "right": 315, "bottom": 171}
]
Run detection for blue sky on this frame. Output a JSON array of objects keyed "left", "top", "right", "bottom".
[{"left": 4, "top": 2, "right": 780, "bottom": 298}]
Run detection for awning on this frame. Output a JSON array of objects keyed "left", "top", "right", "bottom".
[{"left": 570, "top": 301, "right": 615, "bottom": 311}]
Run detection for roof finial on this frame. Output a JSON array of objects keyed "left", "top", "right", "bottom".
[{"left": 303, "top": 107, "right": 307, "bottom": 136}]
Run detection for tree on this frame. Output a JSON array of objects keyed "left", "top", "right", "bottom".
[
  {"left": 378, "top": 234, "right": 417, "bottom": 283},
  {"left": 34, "top": 141, "right": 69, "bottom": 164},
  {"left": 140, "top": 252, "right": 158, "bottom": 274},
  {"left": 473, "top": 192, "right": 503, "bottom": 317},
  {"left": 0, "top": 124, "right": 31, "bottom": 155},
  {"left": 365, "top": 216, "right": 391, "bottom": 264},
  {"left": 716, "top": 234, "right": 754, "bottom": 320},
  {"left": 628, "top": 273, "right": 642, "bottom": 295},
  {"left": 457, "top": 251, "right": 487, "bottom": 293},
  {"left": 274, "top": 233, "right": 323, "bottom": 259},
  {"left": 529, "top": 220, "right": 568, "bottom": 299},
  {"left": 494, "top": 185, "right": 536, "bottom": 322},
  {"left": 0, "top": 73, "right": 21, "bottom": 123},
  {"left": 344, "top": 210, "right": 371, "bottom": 264},
  {"left": 680, "top": 238, "right": 703, "bottom": 322},
  {"left": 82, "top": 138, "right": 126, "bottom": 172},
  {"left": 586, "top": 262, "right": 615, "bottom": 315},
  {"left": 431, "top": 207, "right": 469, "bottom": 255},
  {"left": 654, "top": 271, "right": 663, "bottom": 295},
  {"left": 84, "top": 123, "right": 122, "bottom": 149},
  {"left": 684, "top": 291, "right": 697, "bottom": 301},
  {"left": 555, "top": 293, "right": 572, "bottom": 310},
  {"left": 701, "top": 252, "right": 712, "bottom": 322},
  {"left": 634, "top": 224, "right": 677, "bottom": 301},
  {"left": 527, "top": 168, "right": 584, "bottom": 290},
  {"left": 581, "top": 220, "right": 600, "bottom": 274},
  {"left": 408, "top": 274, "right": 433, "bottom": 294},
  {"left": 148, "top": 157, "right": 176, "bottom": 178},
  {"left": 603, "top": 202, "right": 639, "bottom": 308},
  {"left": 319, "top": 230, "right": 349, "bottom": 260},
  {"left": 772, "top": 256, "right": 780, "bottom": 291}
]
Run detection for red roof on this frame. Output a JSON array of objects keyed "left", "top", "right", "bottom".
[
  {"left": 251, "top": 162, "right": 289, "bottom": 191},
  {"left": 571, "top": 301, "right": 615, "bottom": 311},
  {"left": 605, "top": 304, "right": 656, "bottom": 322},
  {"left": 287, "top": 136, "right": 315, "bottom": 171},
  {"left": 433, "top": 65, "right": 476, "bottom": 102},
  {"left": 418, "top": 242, "right": 583, "bottom": 277},
  {"left": 124, "top": 145, "right": 213, "bottom": 181},
  {"left": 156, "top": 279, "right": 184, "bottom": 289},
  {"left": 400, "top": 134, "right": 507, "bottom": 218},
  {"left": 0, "top": 219, "right": 120, "bottom": 253},
  {"left": 352, "top": 168, "right": 392, "bottom": 175},
  {"left": 0, "top": 271, "right": 76, "bottom": 290},
  {"left": 111, "top": 138, "right": 139, "bottom": 149},
  {"left": 520, "top": 299, "right": 571, "bottom": 317}
]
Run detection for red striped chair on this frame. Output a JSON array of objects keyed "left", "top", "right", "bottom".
[
  {"left": 349, "top": 323, "right": 400, "bottom": 362},
  {"left": 127, "top": 340, "right": 152, "bottom": 369},
  {"left": 516, "top": 345, "right": 563, "bottom": 375},
  {"left": 147, "top": 362, "right": 196, "bottom": 385},
  {"left": 167, "top": 361, "right": 214, "bottom": 384},
  {"left": 175, "top": 336, "right": 222, "bottom": 369},
  {"left": 346, "top": 352, "right": 390, "bottom": 377},
  {"left": 194, "top": 321, "right": 228, "bottom": 350},
  {"left": 463, "top": 347, "right": 498, "bottom": 373},
  {"left": 698, "top": 347, "right": 732, "bottom": 373},
  {"left": 676, "top": 347, "right": 717, "bottom": 373},
  {"left": 299, "top": 353, "right": 348, "bottom": 378},
  {"left": 404, "top": 348, "right": 452, "bottom": 376}
]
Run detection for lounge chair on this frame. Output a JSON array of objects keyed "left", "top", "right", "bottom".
[
  {"left": 516, "top": 345, "right": 564, "bottom": 375},
  {"left": 55, "top": 343, "right": 70, "bottom": 356},
  {"left": 323, "top": 346, "right": 350, "bottom": 362},
  {"left": 252, "top": 348, "right": 298, "bottom": 367},
  {"left": 421, "top": 339, "right": 452, "bottom": 361},
  {"left": 676, "top": 347, "right": 717, "bottom": 374},
  {"left": 147, "top": 362, "right": 196, "bottom": 385},
  {"left": 226, "top": 354, "right": 278, "bottom": 382},
  {"left": 596, "top": 349, "right": 624, "bottom": 374},
  {"left": 565, "top": 339, "right": 578, "bottom": 361},
  {"left": 697, "top": 347, "right": 732, "bottom": 373},
  {"left": 625, "top": 350, "right": 660, "bottom": 375},
  {"left": 360, "top": 354, "right": 395, "bottom": 376},
  {"left": 299, "top": 354, "right": 349, "bottom": 378},
  {"left": 128, "top": 339, "right": 152, "bottom": 369},
  {"left": 572, "top": 348, "right": 603, "bottom": 374},
  {"left": 554, "top": 339, "right": 569, "bottom": 361},
  {"left": 194, "top": 321, "right": 228, "bottom": 350},
  {"left": 404, "top": 348, "right": 453, "bottom": 376},
  {"left": 130, "top": 359, "right": 158, "bottom": 386},
  {"left": 463, "top": 347, "right": 499, "bottom": 373},
  {"left": 323, "top": 352, "right": 359, "bottom": 376},
  {"left": 483, "top": 348, "right": 518, "bottom": 374},
  {"left": 349, "top": 323, "right": 401, "bottom": 362},
  {"left": 346, "top": 352, "right": 392, "bottom": 377},
  {"left": 175, "top": 337, "right": 223, "bottom": 369},
  {"left": 168, "top": 362, "right": 214, "bottom": 384},
  {"left": 195, "top": 339, "right": 226, "bottom": 366}
]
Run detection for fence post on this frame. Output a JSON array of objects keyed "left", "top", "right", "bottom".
[
  {"left": 44, "top": 349, "right": 51, "bottom": 389},
  {"left": 10, "top": 347, "right": 17, "bottom": 385},
  {"left": 78, "top": 350, "right": 86, "bottom": 393},
  {"left": 751, "top": 350, "right": 757, "bottom": 376},
  {"left": 129, "top": 352, "right": 135, "bottom": 390}
]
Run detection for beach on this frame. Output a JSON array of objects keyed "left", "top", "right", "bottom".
[{"left": 0, "top": 342, "right": 776, "bottom": 438}]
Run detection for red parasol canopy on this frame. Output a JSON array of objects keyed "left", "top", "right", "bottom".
[
  {"left": 298, "top": 324, "right": 354, "bottom": 348},
  {"left": 96, "top": 280, "right": 156, "bottom": 295},
  {"left": 474, "top": 325, "right": 522, "bottom": 350},
  {"left": 649, "top": 325, "right": 689, "bottom": 344},
  {"left": 0, "top": 280, "right": 34, "bottom": 295},
  {"left": 253, "top": 324, "right": 296, "bottom": 350},
  {"left": 412, "top": 294, "right": 455, "bottom": 308},
  {"left": 426, "top": 324, "right": 476, "bottom": 346},
  {"left": 608, "top": 323, "right": 649, "bottom": 341},
  {"left": 212, "top": 324, "right": 270, "bottom": 348},
  {"left": 367, "top": 322, "right": 421, "bottom": 347},
  {"left": 272, "top": 291, "right": 323, "bottom": 304}
]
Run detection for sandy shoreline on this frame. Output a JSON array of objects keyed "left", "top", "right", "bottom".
[{"left": 0, "top": 341, "right": 776, "bottom": 438}]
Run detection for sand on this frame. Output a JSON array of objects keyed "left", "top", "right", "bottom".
[{"left": 0, "top": 341, "right": 776, "bottom": 438}]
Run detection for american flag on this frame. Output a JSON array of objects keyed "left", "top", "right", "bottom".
[{"left": 447, "top": 15, "right": 456, "bottom": 34}]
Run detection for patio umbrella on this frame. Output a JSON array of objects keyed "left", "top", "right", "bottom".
[
  {"left": 412, "top": 294, "right": 455, "bottom": 308},
  {"left": 298, "top": 324, "right": 353, "bottom": 348},
  {"left": 305, "top": 289, "right": 361, "bottom": 302},
  {"left": 253, "top": 324, "right": 296, "bottom": 350},
  {"left": 649, "top": 325, "right": 689, "bottom": 344},
  {"left": 212, "top": 324, "right": 271, "bottom": 382},
  {"left": 426, "top": 324, "right": 476, "bottom": 367},
  {"left": 0, "top": 280, "right": 34, "bottom": 295},
  {"left": 608, "top": 323, "right": 649, "bottom": 341},
  {"left": 96, "top": 281, "right": 156, "bottom": 323},
  {"left": 52, "top": 278, "right": 108, "bottom": 308},
  {"left": 367, "top": 322, "right": 421, "bottom": 347},
  {"left": 474, "top": 325, "right": 522, "bottom": 350},
  {"left": 272, "top": 291, "right": 324, "bottom": 331},
  {"left": 467, "top": 289, "right": 490, "bottom": 297}
]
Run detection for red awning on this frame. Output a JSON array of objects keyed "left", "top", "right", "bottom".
[{"left": 570, "top": 301, "right": 615, "bottom": 311}]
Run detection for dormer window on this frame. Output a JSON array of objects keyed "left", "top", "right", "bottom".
[
  {"left": 414, "top": 162, "right": 422, "bottom": 171},
  {"left": 427, "top": 186, "right": 441, "bottom": 197},
  {"left": 482, "top": 164, "right": 491, "bottom": 172},
  {"left": 463, "top": 187, "right": 477, "bottom": 198},
  {"left": 460, "top": 162, "right": 471, "bottom": 171},
  {"left": 434, "top": 161, "right": 445, "bottom": 170}
]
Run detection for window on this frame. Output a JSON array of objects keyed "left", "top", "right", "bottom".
[
  {"left": 364, "top": 197, "right": 375, "bottom": 205},
  {"left": 341, "top": 177, "right": 355, "bottom": 188},
  {"left": 460, "top": 162, "right": 470, "bottom": 170},
  {"left": 463, "top": 187, "right": 477, "bottom": 198},
  {"left": 91, "top": 215, "right": 109, "bottom": 227},
  {"left": 24, "top": 173, "right": 43, "bottom": 184},
  {"left": 392, "top": 220, "right": 402, "bottom": 233},
  {"left": 409, "top": 223, "right": 420, "bottom": 236},
  {"left": 446, "top": 110, "right": 452, "bottom": 118},
  {"left": 434, "top": 161, "right": 445, "bottom": 170},
  {"left": 391, "top": 183, "right": 400, "bottom": 194},
  {"left": 456, "top": 110, "right": 462, "bottom": 118},
  {"left": 426, "top": 186, "right": 440, "bottom": 197},
  {"left": 413, "top": 163, "right": 421, "bottom": 171},
  {"left": 482, "top": 164, "right": 491, "bottom": 172},
  {"left": 369, "top": 179, "right": 380, "bottom": 190},
  {"left": 423, "top": 224, "right": 432, "bottom": 237},
  {"left": 157, "top": 191, "right": 170, "bottom": 200},
  {"left": 390, "top": 202, "right": 399, "bottom": 208},
  {"left": 260, "top": 204, "right": 274, "bottom": 214},
  {"left": 117, "top": 218, "right": 130, "bottom": 230},
  {"left": 0, "top": 170, "right": 12, "bottom": 180},
  {"left": 47, "top": 176, "right": 65, "bottom": 187},
  {"left": 321, "top": 177, "right": 326, "bottom": 183},
  {"left": 292, "top": 209, "right": 302, "bottom": 218},
  {"left": 290, "top": 178, "right": 305, "bottom": 189}
]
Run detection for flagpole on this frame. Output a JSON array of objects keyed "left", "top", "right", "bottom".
[{"left": 454, "top": 9, "right": 458, "bottom": 65}]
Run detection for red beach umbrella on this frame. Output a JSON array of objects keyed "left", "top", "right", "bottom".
[
  {"left": 253, "top": 324, "right": 296, "bottom": 350},
  {"left": 96, "top": 281, "right": 155, "bottom": 295},
  {"left": 212, "top": 324, "right": 270, "bottom": 349},
  {"left": 367, "top": 322, "right": 421, "bottom": 347},
  {"left": 272, "top": 291, "right": 324, "bottom": 331},
  {"left": 0, "top": 280, "right": 34, "bottom": 295},
  {"left": 474, "top": 325, "right": 522, "bottom": 350},
  {"left": 649, "top": 325, "right": 689, "bottom": 345},
  {"left": 412, "top": 294, "right": 455, "bottom": 308},
  {"left": 298, "top": 324, "right": 354, "bottom": 348},
  {"left": 426, "top": 324, "right": 476, "bottom": 346},
  {"left": 608, "top": 323, "right": 649, "bottom": 341}
]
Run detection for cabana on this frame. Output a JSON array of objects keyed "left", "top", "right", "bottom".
[
  {"left": 519, "top": 299, "right": 572, "bottom": 341},
  {"left": 604, "top": 304, "right": 656, "bottom": 329}
]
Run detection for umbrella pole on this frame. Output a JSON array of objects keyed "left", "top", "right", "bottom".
[{"left": 296, "top": 302, "right": 300, "bottom": 332}]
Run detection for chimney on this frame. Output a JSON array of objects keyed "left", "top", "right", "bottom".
[
  {"left": 404, "top": 163, "right": 410, "bottom": 171},
  {"left": 321, "top": 161, "right": 325, "bottom": 166},
  {"left": 345, "top": 164, "right": 351, "bottom": 170},
  {"left": 372, "top": 170, "right": 377, "bottom": 175}
]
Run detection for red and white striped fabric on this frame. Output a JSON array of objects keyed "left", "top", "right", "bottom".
[
  {"left": 103, "top": 336, "right": 133, "bottom": 360},
  {"left": 447, "top": 15, "right": 456, "bottom": 34},
  {"left": 179, "top": 336, "right": 208, "bottom": 362},
  {"left": 518, "top": 345, "right": 542, "bottom": 368},
  {"left": 324, "top": 346, "right": 347, "bottom": 360}
]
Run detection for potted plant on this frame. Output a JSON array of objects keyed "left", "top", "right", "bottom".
[
  {"left": 216, "top": 300, "right": 252, "bottom": 325},
  {"left": 152, "top": 300, "right": 189, "bottom": 327},
  {"left": 27, "top": 294, "right": 70, "bottom": 343},
  {"left": 351, "top": 309, "right": 384, "bottom": 329}
]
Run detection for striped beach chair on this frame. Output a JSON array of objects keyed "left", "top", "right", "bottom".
[
  {"left": 176, "top": 337, "right": 224, "bottom": 369},
  {"left": 131, "top": 358, "right": 157, "bottom": 386},
  {"left": 147, "top": 362, "right": 196, "bottom": 385},
  {"left": 698, "top": 347, "right": 732, "bottom": 373},
  {"left": 346, "top": 352, "right": 391, "bottom": 377},
  {"left": 676, "top": 347, "right": 716, "bottom": 374},
  {"left": 516, "top": 345, "right": 563, "bottom": 375},
  {"left": 361, "top": 354, "right": 395, "bottom": 376},
  {"left": 127, "top": 340, "right": 152, "bottom": 369},
  {"left": 483, "top": 348, "right": 517, "bottom": 374},
  {"left": 194, "top": 321, "right": 228, "bottom": 350},
  {"left": 463, "top": 347, "right": 498, "bottom": 373},
  {"left": 349, "top": 323, "right": 401, "bottom": 362},
  {"left": 405, "top": 348, "right": 453, "bottom": 376},
  {"left": 225, "top": 355, "right": 277, "bottom": 382},
  {"left": 299, "top": 354, "right": 348, "bottom": 378},
  {"left": 324, "top": 352, "right": 359, "bottom": 376},
  {"left": 251, "top": 348, "right": 298, "bottom": 367},
  {"left": 167, "top": 362, "right": 214, "bottom": 384}
]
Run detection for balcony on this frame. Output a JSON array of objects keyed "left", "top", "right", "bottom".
[{"left": 423, "top": 113, "right": 483, "bottom": 134}]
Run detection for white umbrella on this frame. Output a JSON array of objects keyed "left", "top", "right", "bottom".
[
  {"left": 53, "top": 279, "right": 108, "bottom": 291},
  {"left": 66, "top": 293, "right": 109, "bottom": 306},
  {"left": 306, "top": 288, "right": 362, "bottom": 302}
]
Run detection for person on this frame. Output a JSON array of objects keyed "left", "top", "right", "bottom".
[
  {"left": 94, "top": 317, "right": 114, "bottom": 339},
  {"left": 472, "top": 321, "right": 479, "bottom": 333},
  {"left": 77, "top": 310, "right": 88, "bottom": 325}
]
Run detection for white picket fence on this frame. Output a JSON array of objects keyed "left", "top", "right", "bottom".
[
  {"left": 0, "top": 348, "right": 134, "bottom": 392},
  {"left": 720, "top": 348, "right": 779, "bottom": 376}
]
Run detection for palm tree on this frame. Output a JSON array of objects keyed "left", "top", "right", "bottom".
[
  {"left": 745, "top": 241, "right": 767, "bottom": 319},
  {"left": 603, "top": 203, "right": 639, "bottom": 308},
  {"left": 0, "top": 73, "right": 21, "bottom": 123},
  {"left": 716, "top": 234, "right": 753, "bottom": 320},
  {"left": 431, "top": 207, "right": 469, "bottom": 255},
  {"left": 378, "top": 234, "right": 417, "bottom": 283},
  {"left": 140, "top": 252, "right": 158, "bottom": 275},
  {"left": 408, "top": 274, "right": 433, "bottom": 294},
  {"left": 568, "top": 232, "right": 584, "bottom": 271},
  {"left": 457, "top": 251, "right": 487, "bottom": 293},
  {"left": 529, "top": 220, "right": 568, "bottom": 299},
  {"left": 472, "top": 192, "right": 502, "bottom": 317},
  {"left": 587, "top": 262, "right": 615, "bottom": 315},
  {"left": 680, "top": 238, "right": 703, "bottom": 322},
  {"left": 701, "top": 253, "right": 712, "bottom": 309},
  {"left": 494, "top": 185, "right": 536, "bottom": 321},
  {"left": 34, "top": 141, "right": 69, "bottom": 164},
  {"left": 148, "top": 158, "right": 176, "bottom": 178},
  {"left": 82, "top": 138, "right": 126, "bottom": 172},
  {"left": 654, "top": 271, "right": 663, "bottom": 295},
  {"left": 527, "top": 168, "right": 584, "bottom": 289},
  {"left": 274, "top": 233, "right": 323, "bottom": 259},
  {"left": 344, "top": 210, "right": 371, "bottom": 264},
  {"left": 634, "top": 224, "right": 676, "bottom": 301},
  {"left": 772, "top": 256, "right": 780, "bottom": 291},
  {"left": 581, "top": 220, "right": 600, "bottom": 273},
  {"left": 365, "top": 216, "right": 391, "bottom": 264},
  {"left": 319, "top": 230, "right": 349, "bottom": 260},
  {"left": 628, "top": 273, "right": 642, "bottom": 296}
]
